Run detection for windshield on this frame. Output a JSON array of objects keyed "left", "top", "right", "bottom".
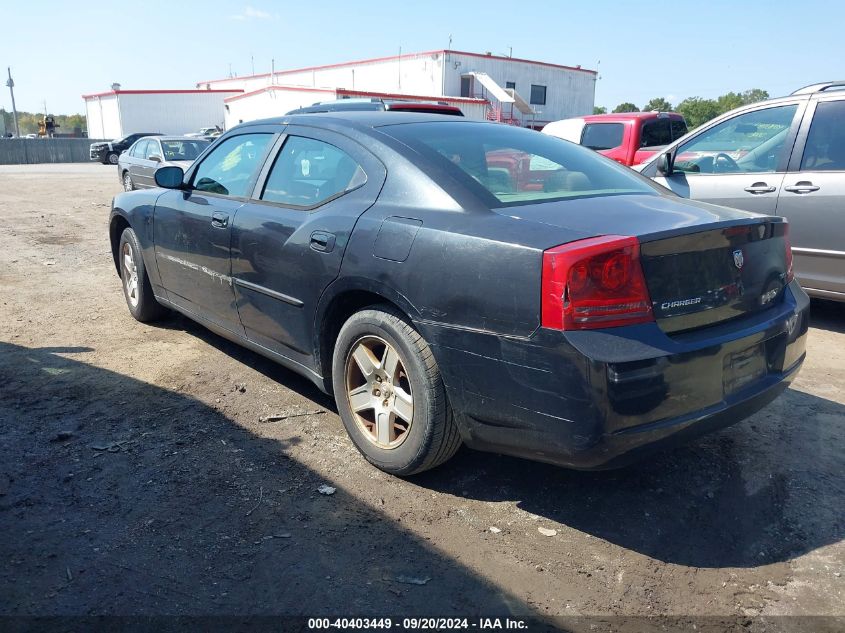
[
  {"left": 161, "top": 139, "right": 210, "bottom": 161},
  {"left": 383, "top": 121, "right": 659, "bottom": 206}
]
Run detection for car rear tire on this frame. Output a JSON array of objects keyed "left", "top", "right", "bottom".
[
  {"left": 106, "top": 152, "right": 118, "bottom": 165},
  {"left": 332, "top": 306, "right": 461, "bottom": 476},
  {"left": 118, "top": 227, "right": 167, "bottom": 323},
  {"left": 122, "top": 171, "right": 134, "bottom": 191}
]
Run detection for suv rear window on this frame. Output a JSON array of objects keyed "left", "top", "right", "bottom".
[
  {"left": 581, "top": 123, "right": 623, "bottom": 150},
  {"left": 383, "top": 121, "right": 658, "bottom": 207}
]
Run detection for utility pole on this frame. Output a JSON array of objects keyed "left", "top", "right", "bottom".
[{"left": 6, "top": 67, "right": 20, "bottom": 138}]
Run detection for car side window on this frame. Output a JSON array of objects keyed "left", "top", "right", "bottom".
[
  {"left": 130, "top": 140, "right": 147, "bottom": 158},
  {"left": 640, "top": 119, "right": 671, "bottom": 148},
  {"left": 673, "top": 104, "right": 798, "bottom": 174},
  {"left": 145, "top": 141, "right": 162, "bottom": 160},
  {"left": 192, "top": 133, "right": 273, "bottom": 197},
  {"left": 800, "top": 100, "right": 845, "bottom": 171},
  {"left": 261, "top": 136, "right": 366, "bottom": 207}
]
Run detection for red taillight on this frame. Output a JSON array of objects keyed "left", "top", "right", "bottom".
[
  {"left": 541, "top": 235, "right": 654, "bottom": 330},
  {"left": 783, "top": 223, "right": 794, "bottom": 284}
]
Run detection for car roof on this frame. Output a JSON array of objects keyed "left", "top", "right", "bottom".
[
  {"left": 581, "top": 112, "right": 684, "bottom": 122},
  {"left": 154, "top": 136, "right": 212, "bottom": 141},
  {"left": 239, "top": 111, "right": 472, "bottom": 131}
]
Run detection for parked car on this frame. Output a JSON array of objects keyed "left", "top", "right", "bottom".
[
  {"left": 109, "top": 113, "right": 807, "bottom": 475},
  {"left": 287, "top": 98, "right": 464, "bottom": 116},
  {"left": 90, "top": 132, "right": 162, "bottom": 165},
  {"left": 543, "top": 112, "right": 688, "bottom": 166},
  {"left": 185, "top": 126, "right": 222, "bottom": 139},
  {"left": 638, "top": 81, "right": 845, "bottom": 302},
  {"left": 118, "top": 136, "right": 211, "bottom": 191}
]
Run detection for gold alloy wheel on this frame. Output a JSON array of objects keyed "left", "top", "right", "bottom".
[
  {"left": 122, "top": 242, "right": 140, "bottom": 308},
  {"left": 345, "top": 335, "right": 414, "bottom": 449}
]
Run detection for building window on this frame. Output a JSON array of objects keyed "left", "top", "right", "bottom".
[
  {"left": 530, "top": 85, "right": 547, "bottom": 105},
  {"left": 506, "top": 81, "right": 516, "bottom": 90}
]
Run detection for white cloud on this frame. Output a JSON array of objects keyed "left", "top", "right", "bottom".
[{"left": 229, "top": 5, "right": 273, "bottom": 21}]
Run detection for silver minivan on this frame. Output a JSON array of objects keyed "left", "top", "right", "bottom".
[{"left": 638, "top": 82, "right": 845, "bottom": 302}]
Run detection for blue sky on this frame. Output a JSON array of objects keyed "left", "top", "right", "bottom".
[{"left": 2, "top": 0, "right": 843, "bottom": 115}]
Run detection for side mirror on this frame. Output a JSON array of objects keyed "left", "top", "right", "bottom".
[
  {"left": 149, "top": 154, "right": 162, "bottom": 163},
  {"left": 656, "top": 151, "right": 674, "bottom": 176},
  {"left": 154, "top": 165, "right": 184, "bottom": 189}
]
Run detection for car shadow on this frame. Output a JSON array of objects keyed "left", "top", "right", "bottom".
[
  {"left": 156, "top": 313, "right": 336, "bottom": 412},
  {"left": 0, "top": 342, "right": 531, "bottom": 619},
  {"left": 413, "top": 387, "right": 845, "bottom": 570},
  {"left": 809, "top": 298, "right": 845, "bottom": 334}
]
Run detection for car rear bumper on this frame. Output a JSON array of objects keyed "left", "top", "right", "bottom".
[{"left": 423, "top": 280, "right": 809, "bottom": 469}]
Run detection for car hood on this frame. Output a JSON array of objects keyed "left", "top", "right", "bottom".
[
  {"left": 162, "top": 160, "right": 195, "bottom": 169},
  {"left": 493, "top": 193, "right": 772, "bottom": 244}
]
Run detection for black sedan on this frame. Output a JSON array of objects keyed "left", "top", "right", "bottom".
[
  {"left": 118, "top": 136, "right": 210, "bottom": 191},
  {"left": 90, "top": 132, "right": 161, "bottom": 165},
  {"left": 108, "top": 113, "right": 808, "bottom": 475}
]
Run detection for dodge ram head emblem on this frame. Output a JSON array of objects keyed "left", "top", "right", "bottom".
[{"left": 733, "top": 249, "right": 744, "bottom": 269}]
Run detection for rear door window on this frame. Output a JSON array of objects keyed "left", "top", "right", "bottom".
[
  {"left": 580, "top": 123, "right": 624, "bottom": 150},
  {"left": 670, "top": 119, "right": 688, "bottom": 140},
  {"left": 261, "top": 136, "right": 366, "bottom": 208},
  {"left": 640, "top": 119, "right": 672, "bottom": 148},
  {"left": 130, "top": 140, "right": 148, "bottom": 158},
  {"left": 800, "top": 100, "right": 845, "bottom": 171}
]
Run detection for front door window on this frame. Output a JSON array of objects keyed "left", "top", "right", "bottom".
[
  {"left": 673, "top": 105, "right": 798, "bottom": 174},
  {"left": 191, "top": 134, "right": 273, "bottom": 197}
]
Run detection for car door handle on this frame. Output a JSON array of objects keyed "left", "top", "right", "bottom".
[
  {"left": 211, "top": 212, "right": 229, "bottom": 228},
  {"left": 783, "top": 181, "right": 820, "bottom": 194},
  {"left": 744, "top": 182, "right": 776, "bottom": 194},
  {"left": 310, "top": 231, "right": 336, "bottom": 253}
]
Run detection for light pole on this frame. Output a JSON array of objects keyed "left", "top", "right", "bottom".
[{"left": 6, "top": 67, "right": 20, "bottom": 138}]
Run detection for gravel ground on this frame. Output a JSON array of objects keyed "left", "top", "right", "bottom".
[{"left": 1, "top": 164, "right": 843, "bottom": 630}]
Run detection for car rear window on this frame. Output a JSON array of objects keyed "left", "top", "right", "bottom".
[
  {"left": 581, "top": 123, "right": 624, "bottom": 150},
  {"left": 640, "top": 119, "right": 672, "bottom": 148},
  {"left": 382, "top": 121, "right": 659, "bottom": 207}
]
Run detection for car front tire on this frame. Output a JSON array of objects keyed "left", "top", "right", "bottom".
[
  {"left": 118, "top": 227, "right": 167, "bottom": 323},
  {"left": 106, "top": 152, "right": 119, "bottom": 165},
  {"left": 332, "top": 306, "right": 461, "bottom": 476}
]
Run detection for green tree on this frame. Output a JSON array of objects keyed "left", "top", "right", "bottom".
[
  {"left": 740, "top": 88, "right": 769, "bottom": 105},
  {"left": 676, "top": 97, "right": 720, "bottom": 129},
  {"left": 593, "top": 105, "right": 607, "bottom": 115},
  {"left": 642, "top": 97, "right": 673, "bottom": 112},
  {"left": 716, "top": 91, "right": 745, "bottom": 114},
  {"left": 613, "top": 102, "right": 640, "bottom": 113}
]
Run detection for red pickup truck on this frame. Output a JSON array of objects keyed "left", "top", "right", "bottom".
[{"left": 542, "top": 112, "right": 688, "bottom": 166}]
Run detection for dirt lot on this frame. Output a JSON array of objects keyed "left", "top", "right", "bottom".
[{"left": 1, "top": 164, "right": 843, "bottom": 629}]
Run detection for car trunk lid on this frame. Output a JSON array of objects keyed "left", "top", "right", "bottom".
[
  {"left": 638, "top": 221, "right": 790, "bottom": 333},
  {"left": 496, "top": 194, "right": 791, "bottom": 333}
]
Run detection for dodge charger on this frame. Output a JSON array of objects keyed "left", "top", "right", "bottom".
[{"left": 108, "top": 113, "right": 808, "bottom": 475}]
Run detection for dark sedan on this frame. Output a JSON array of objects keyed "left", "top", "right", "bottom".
[
  {"left": 90, "top": 132, "right": 161, "bottom": 165},
  {"left": 118, "top": 136, "right": 210, "bottom": 191},
  {"left": 108, "top": 113, "right": 808, "bottom": 475}
]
